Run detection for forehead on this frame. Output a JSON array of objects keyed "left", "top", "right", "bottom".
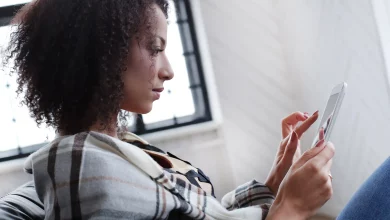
[{"left": 150, "top": 4, "right": 168, "bottom": 33}]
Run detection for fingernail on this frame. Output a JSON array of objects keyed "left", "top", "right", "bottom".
[
  {"left": 316, "top": 139, "right": 325, "bottom": 147},
  {"left": 291, "top": 131, "right": 298, "bottom": 142},
  {"left": 312, "top": 110, "right": 319, "bottom": 116}
]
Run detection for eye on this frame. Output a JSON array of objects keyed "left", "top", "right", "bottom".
[{"left": 151, "top": 48, "right": 164, "bottom": 56}]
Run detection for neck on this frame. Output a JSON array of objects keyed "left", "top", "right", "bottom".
[
  {"left": 89, "top": 120, "right": 119, "bottom": 138},
  {"left": 58, "top": 127, "right": 118, "bottom": 138},
  {"left": 57, "top": 113, "right": 120, "bottom": 138}
]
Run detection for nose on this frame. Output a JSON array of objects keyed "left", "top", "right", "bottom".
[
  {"left": 159, "top": 69, "right": 174, "bottom": 81},
  {"left": 158, "top": 55, "right": 174, "bottom": 81}
]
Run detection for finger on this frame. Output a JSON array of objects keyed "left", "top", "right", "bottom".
[
  {"left": 292, "top": 145, "right": 302, "bottom": 163},
  {"left": 319, "top": 127, "right": 325, "bottom": 140},
  {"left": 323, "top": 156, "right": 333, "bottom": 181},
  {"left": 320, "top": 160, "right": 334, "bottom": 198},
  {"left": 295, "top": 111, "right": 319, "bottom": 139},
  {"left": 319, "top": 177, "right": 333, "bottom": 201},
  {"left": 309, "top": 142, "right": 335, "bottom": 168},
  {"left": 281, "top": 111, "right": 309, "bottom": 138},
  {"left": 308, "top": 159, "right": 333, "bottom": 189},
  {"left": 279, "top": 133, "right": 290, "bottom": 154},
  {"left": 282, "top": 131, "right": 299, "bottom": 165},
  {"left": 311, "top": 128, "right": 325, "bottom": 148},
  {"left": 322, "top": 158, "right": 333, "bottom": 174},
  {"left": 293, "top": 139, "right": 326, "bottom": 169}
]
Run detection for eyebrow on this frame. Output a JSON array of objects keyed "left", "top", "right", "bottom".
[{"left": 157, "top": 36, "right": 166, "bottom": 47}]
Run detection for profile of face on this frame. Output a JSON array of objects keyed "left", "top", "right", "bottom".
[{"left": 121, "top": 4, "right": 174, "bottom": 114}]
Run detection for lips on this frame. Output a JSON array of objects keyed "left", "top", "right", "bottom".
[
  {"left": 152, "top": 88, "right": 164, "bottom": 92},
  {"left": 152, "top": 88, "right": 163, "bottom": 100}
]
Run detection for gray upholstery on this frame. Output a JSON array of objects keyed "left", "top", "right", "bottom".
[{"left": 0, "top": 181, "right": 44, "bottom": 219}]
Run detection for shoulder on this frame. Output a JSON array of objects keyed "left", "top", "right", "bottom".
[
  {"left": 26, "top": 131, "right": 156, "bottom": 196},
  {"left": 27, "top": 132, "right": 160, "bottom": 219}
]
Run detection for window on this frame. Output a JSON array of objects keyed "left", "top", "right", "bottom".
[{"left": 0, "top": 0, "right": 212, "bottom": 161}]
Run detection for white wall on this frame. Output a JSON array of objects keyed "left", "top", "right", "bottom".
[
  {"left": 198, "top": 0, "right": 390, "bottom": 217},
  {"left": 198, "top": 0, "right": 295, "bottom": 185},
  {"left": 275, "top": 0, "right": 390, "bottom": 216}
]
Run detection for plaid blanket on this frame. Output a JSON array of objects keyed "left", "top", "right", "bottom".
[{"left": 24, "top": 131, "right": 274, "bottom": 219}]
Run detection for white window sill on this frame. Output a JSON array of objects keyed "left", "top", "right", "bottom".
[{"left": 0, "top": 158, "right": 26, "bottom": 174}]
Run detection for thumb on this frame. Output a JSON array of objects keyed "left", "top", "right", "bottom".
[
  {"left": 282, "top": 131, "right": 299, "bottom": 164},
  {"left": 294, "top": 139, "right": 326, "bottom": 169}
]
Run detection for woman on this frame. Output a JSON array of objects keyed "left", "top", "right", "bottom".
[{"left": 2, "top": 0, "right": 335, "bottom": 219}]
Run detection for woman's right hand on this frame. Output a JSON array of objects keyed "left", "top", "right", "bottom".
[{"left": 267, "top": 131, "right": 335, "bottom": 220}]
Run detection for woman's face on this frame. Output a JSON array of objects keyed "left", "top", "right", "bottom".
[{"left": 121, "top": 4, "right": 174, "bottom": 114}]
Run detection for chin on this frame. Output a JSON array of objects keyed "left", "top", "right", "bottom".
[
  {"left": 138, "top": 108, "right": 152, "bottom": 114},
  {"left": 121, "top": 101, "right": 153, "bottom": 114},
  {"left": 133, "top": 104, "right": 153, "bottom": 114}
]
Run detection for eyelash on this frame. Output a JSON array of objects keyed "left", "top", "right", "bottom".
[{"left": 152, "top": 48, "right": 164, "bottom": 56}]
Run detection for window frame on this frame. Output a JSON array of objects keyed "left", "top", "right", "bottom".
[
  {"left": 133, "top": 0, "right": 213, "bottom": 135},
  {"left": 0, "top": 4, "right": 22, "bottom": 26},
  {"left": 0, "top": 0, "right": 222, "bottom": 162}
]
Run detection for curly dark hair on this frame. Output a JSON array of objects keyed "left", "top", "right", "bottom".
[{"left": 4, "top": 0, "right": 169, "bottom": 135}]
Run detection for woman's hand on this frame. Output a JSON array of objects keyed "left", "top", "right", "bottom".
[
  {"left": 265, "top": 111, "right": 319, "bottom": 194},
  {"left": 267, "top": 135, "right": 335, "bottom": 219}
]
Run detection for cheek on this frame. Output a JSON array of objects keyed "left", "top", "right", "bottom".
[
  {"left": 119, "top": 43, "right": 159, "bottom": 112},
  {"left": 121, "top": 80, "right": 153, "bottom": 113},
  {"left": 120, "top": 66, "right": 156, "bottom": 113},
  {"left": 125, "top": 55, "right": 154, "bottom": 87},
  {"left": 134, "top": 53, "right": 157, "bottom": 81},
  {"left": 123, "top": 71, "right": 149, "bottom": 98}
]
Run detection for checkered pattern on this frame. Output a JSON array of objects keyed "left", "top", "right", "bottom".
[{"left": 24, "top": 131, "right": 274, "bottom": 219}]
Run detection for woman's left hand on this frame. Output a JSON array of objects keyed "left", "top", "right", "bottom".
[{"left": 265, "top": 111, "right": 319, "bottom": 195}]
